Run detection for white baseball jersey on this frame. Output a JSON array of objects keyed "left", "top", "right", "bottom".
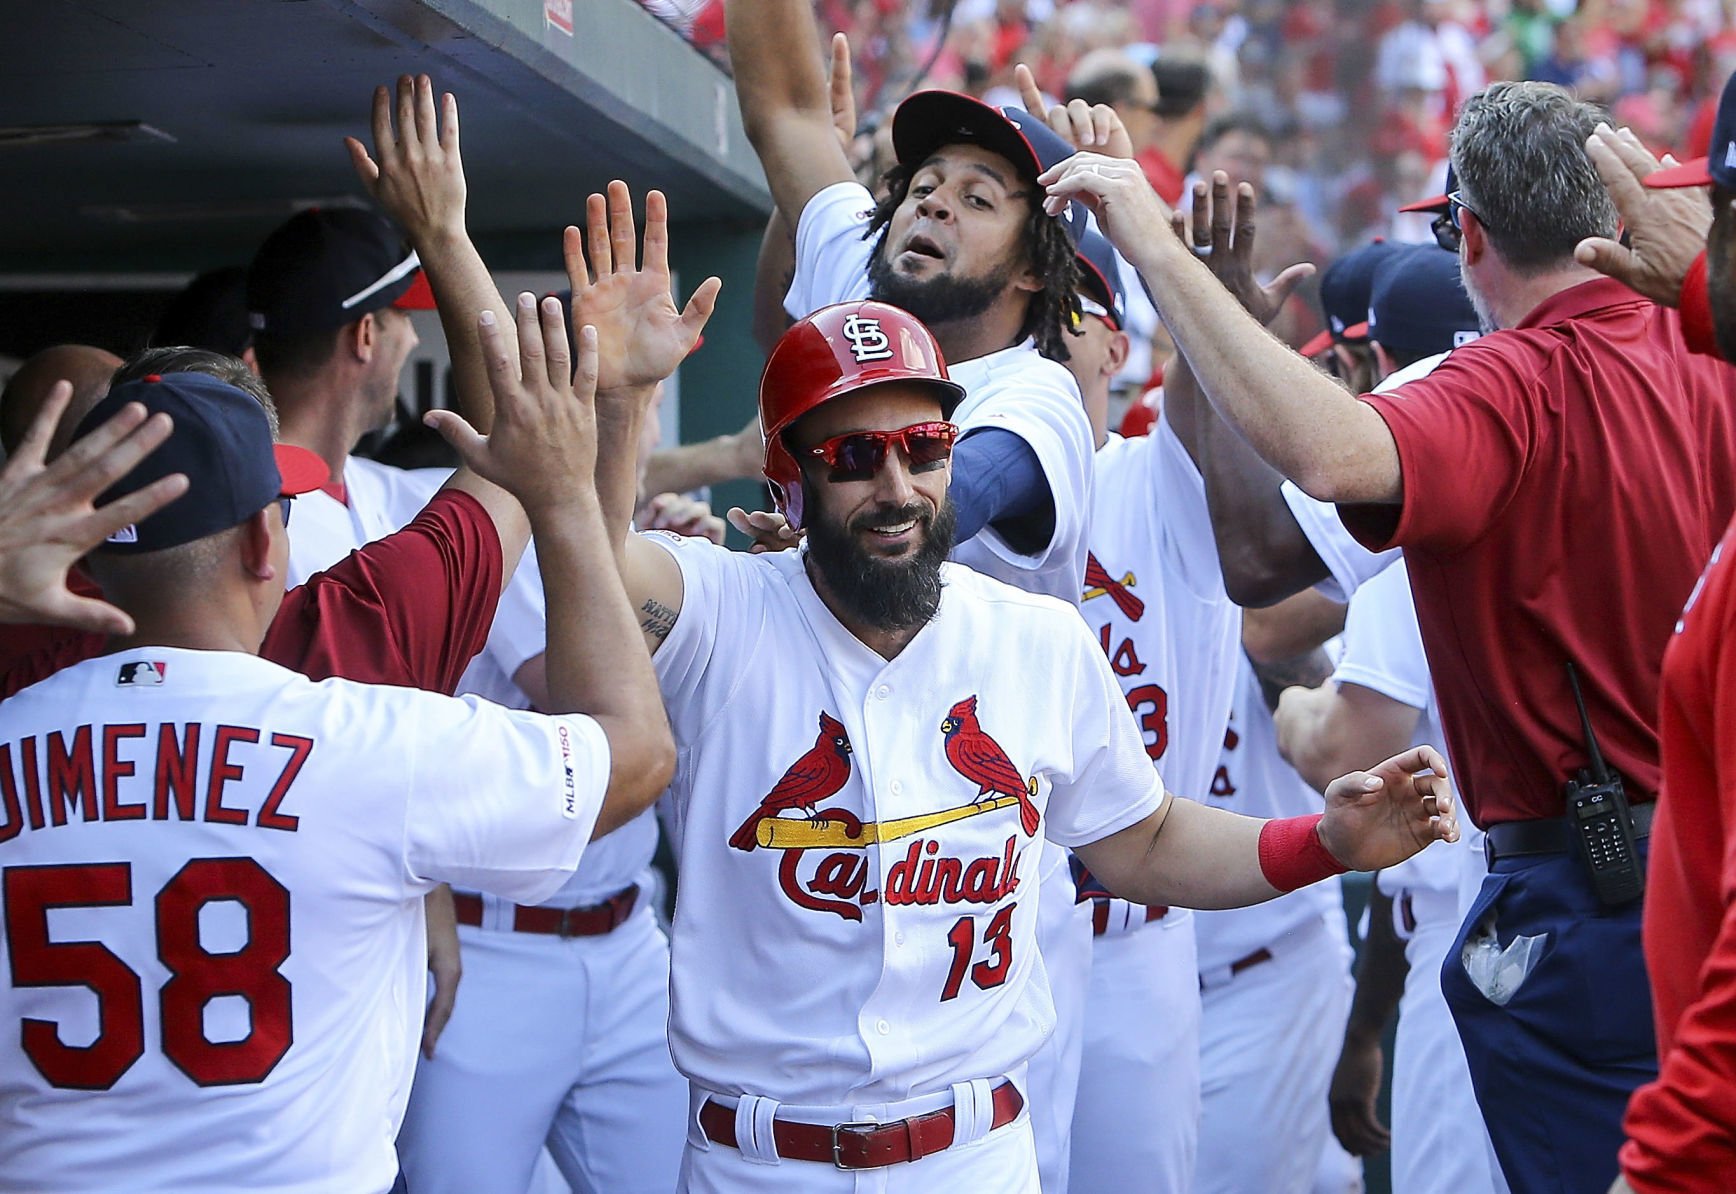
[
  {"left": 1082, "top": 419, "right": 1241, "bottom": 801},
  {"left": 785, "top": 180, "right": 1095, "bottom": 606},
  {"left": 286, "top": 455, "right": 444, "bottom": 588},
  {"left": 0, "top": 647, "right": 602, "bottom": 1192},
  {"left": 1281, "top": 352, "right": 1451, "bottom": 602},
  {"left": 1191, "top": 659, "right": 1342, "bottom": 975},
  {"left": 648, "top": 533, "right": 1165, "bottom": 1106},
  {"left": 1330, "top": 561, "right": 1501, "bottom": 1194}
]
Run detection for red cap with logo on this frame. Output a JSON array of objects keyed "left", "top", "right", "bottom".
[{"left": 759, "top": 301, "right": 965, "bottom": 529}]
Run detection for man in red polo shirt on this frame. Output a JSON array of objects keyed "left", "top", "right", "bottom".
[{"left": 1043, "top": 80, "right": 1736, "bottom": 1194}]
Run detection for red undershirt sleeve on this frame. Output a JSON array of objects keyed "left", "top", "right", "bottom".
[
  {"left": 262, "top": 490, "right": 504, "bottom": 691},
  {"left": 1621, "top": 593, "right": 1736, "bottom": 1191},
  {"left": 1678, "top": 252, "right": 1723, "bottom": 360}
]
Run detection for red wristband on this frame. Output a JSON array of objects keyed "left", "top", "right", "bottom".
[
  {"left": 1258, "top": 814, "right": 1348, "bottom": 892},
  {"left": 1679, "top": 251, "right": 1722, "bottom": 360}
]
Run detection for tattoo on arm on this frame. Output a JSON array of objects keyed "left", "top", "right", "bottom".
[{"left": 639, "top": 597, "right": 677, "bottom": 642}]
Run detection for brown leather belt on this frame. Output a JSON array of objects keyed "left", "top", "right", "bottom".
[
  {"left": 1091, "top": 901, "right": 1169, "bottom": 936},
  {"left": 698, "top": 1082, "right": 1024, "bottom": 1169},
  {"left": 452, "top": 885, "right": 639, "bottom": 938}
]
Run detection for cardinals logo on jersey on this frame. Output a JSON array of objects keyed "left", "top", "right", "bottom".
[
  {"left": 729, "top": 712, "right": 855, "bottom": 852},
  {"left": 940, "top": 696, "right": 1041, "bottom": 836},
  {"left": 1083, "top": 552, "right": 1145, "bottom": 621}
]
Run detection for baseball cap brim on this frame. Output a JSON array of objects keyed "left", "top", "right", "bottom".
[
  {"left": 1644, "top": 156, "right": 1714, "bottom": 188},
  {"left": 391, "top": 270, "right": 437, "bottom": 311},
  {"left": 1398, "top": 193, "right": 1449, "bottom": 214},
  {"left": 274, "top": 444, "right": 329, "bottom": 496},
  {"left": 1300, "top": 321, "right": 1370, "bottom": 358}
]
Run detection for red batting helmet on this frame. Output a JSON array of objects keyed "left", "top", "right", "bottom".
[{"left": 759, "top": 300, "right": 965, "bottom": 530}]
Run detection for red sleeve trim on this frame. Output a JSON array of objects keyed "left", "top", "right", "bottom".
[{"left": 1679, "top": 251, "right": 1723, "bottom": 360}]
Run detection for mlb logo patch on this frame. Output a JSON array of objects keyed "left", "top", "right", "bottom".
[
  {"left": 116, "top": 660, "right": 168, "bottom": 687},
  {"left": 107, "top": 524, "right": 138, "bottom": 544}
]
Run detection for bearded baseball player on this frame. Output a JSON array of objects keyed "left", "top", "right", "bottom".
[
  {"left": 575, "top": 196, "right": 1455, "bottom": 1187},
  {"left": 0, "top": 304, "right": 674, "bottom": 1189},
  {"left": 726, "top": 7, "right": 1101, "bottom": 1178}
]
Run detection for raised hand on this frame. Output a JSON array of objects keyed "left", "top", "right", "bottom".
[
  {"left": 1015, "top": 64, "right": 1133, "bottom": 159},
  {"left": 0, "top": 382, "right": 187, "bottom": 634},
  {"left": 1317, "top": 744, "right": 1458, "bottom": 871},
  {"left": 1575, "top": 123, "right": 1712, "bottom": 307},
  {"left": 347, "top": 75, "right": 467, "bottom": 245},
  {"left": 427, "top": 295, "right": 597, "bottom": 512},
  {"left": 563, "top": 181, "right": 722, "bottom": 396},
  {"left": 1185, "top": 172, "right": 1315, "bottom": 329},
  {"left": 829, "top": 32, "right": 857, "bottom": 154},
  {"left": 640, "top": 492, "right": 728, "bottom": 545},
  {"left": 726, "top": 506, "right": 802, "bottom": 554}
]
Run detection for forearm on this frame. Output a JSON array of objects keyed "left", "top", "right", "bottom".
[
  {"left": 1274, "top": 683, "right": 1353, "bottom": 795},
  {"left": 1078, "top": 799, "right": 1281, "bottom": 910},
  {"left": 1343, "top": 887, "right": 1408, "bottom": 1045},
  {"left": 596, "top": 394, "right": 651, "bottom": 563},
  {"left": 1176, "top": 346, "right": 1329, "bottom": 605},
  {"left": 754, "top": 209, "right": 798, "bottom": 356},
  {"left": 529, "top": 493, "right": 673, "bottom": 833},
  {"left": 1129, "top": 236, "right": 1400, "bottom": 504},
  {"left": 948, "top": 428, "right": 1051, "bottom": 543},
  {"left": 640, "top": 428, "right": 761, "bottom": 500}
]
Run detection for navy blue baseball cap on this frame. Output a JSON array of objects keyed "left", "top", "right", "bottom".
[
  {"left": 891, "top": 91, "right": 1089, "bottom": 243},
  {"left": 1074, "top": 228, "right": 1127, "bottom": 331},
  {"left": 1646, "top": 71, "right": 1736, "bottom": 189},
  {"left": 1300, "top": 240, "right": 1399, "bottom": 358},
  {"left": 73, "top": 372, "right": 327, "bottom": 554},
  {"left": 247, "top": 207, "right": 436, "bottom": 336},
  {"left": 1367, "top": 243, "right": 1481, "bottom": 359}
]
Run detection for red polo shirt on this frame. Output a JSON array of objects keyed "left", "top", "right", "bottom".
[
  {"left": 1341, "top": 277, "right": 1736, "bottom": 826},
  {"left": 1620, "top": 515, "right": 1736, "bottom": 1192},
  {"left": 0, "top": 488, "right": 503, "bottom": 698}
]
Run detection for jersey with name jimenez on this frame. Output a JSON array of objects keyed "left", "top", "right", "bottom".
[
  {"left": 1192, "top": 658, "right": 1343, "bottom": 973},
  {"left": 785, "top": 180, "right": 1095, "bottom": 608},
  {"left": 0, "top": 648, "right": 603, "bottom": 1192},
  {"left": 648, "top": 533, "right": 1165, "bottom": 1105}
]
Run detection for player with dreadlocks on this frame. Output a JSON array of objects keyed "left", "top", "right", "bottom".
[
  {"left": 726, "top": 7, "right": 1101, "bottom": 1189},
  {"left": 727, "top": 2, "right": 1094, "bottom": 609}
]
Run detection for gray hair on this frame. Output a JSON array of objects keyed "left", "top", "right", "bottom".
[
  {"left": 1450, "top": 81, "right": 1618, "bottom": 274},
  {"left": 113, "top": 346, "right": 280, "bottom": 437}
]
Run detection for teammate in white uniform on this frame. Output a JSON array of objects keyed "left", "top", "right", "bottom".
[
  {"left": 1065, "top": 231, "right": 1237, "bottom": 1194},
  {"left": 1277, "top": 560, "right": 1503, "bottom": 1194},
  {"left": 726, "top": 12, "right": 1101, "bottom": 1181},
  {"left": 0, "top": 336, "right": 674, "bottom": 1191},
  {"left": 585, "top": 258, "right": 1456, "bottom": 1189}
]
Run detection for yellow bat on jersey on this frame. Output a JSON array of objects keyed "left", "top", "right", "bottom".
[{"left": 757, "top": 796, "right": 1023, "bottom": 850}]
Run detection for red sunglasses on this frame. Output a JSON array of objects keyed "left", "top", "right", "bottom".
[{"left": 805, "top": 420, "right": 959, "bottom": 482}]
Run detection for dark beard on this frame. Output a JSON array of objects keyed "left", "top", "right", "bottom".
[
  {"left": 805, "top": 497, "right": 957, "bottom": 632},
  {"left": 868, "top": 235, "right": 1011, "bottom": 327}
]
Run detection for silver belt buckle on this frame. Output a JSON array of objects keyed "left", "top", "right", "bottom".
[{"left": 831, "top": 1120, "right": 879, "bottom": 1169}]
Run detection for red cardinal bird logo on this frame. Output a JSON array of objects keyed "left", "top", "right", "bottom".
[
  {"left": 940, "top": 696, "right": 1041, "bottom": 836},
  {"left": 729, "top": 712, "right": 854, "bottom": 851},
  {"left": 1083, "top": 552, "right": 1145, "bottom": 621}
]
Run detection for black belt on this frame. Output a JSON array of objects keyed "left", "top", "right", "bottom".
[{"left": 1484, "top": 801, "right": 1655, "bottom": 868}]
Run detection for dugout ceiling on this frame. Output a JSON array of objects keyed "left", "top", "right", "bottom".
[{"left": 0, "top": 0, "right": 772, "bottom": 276}]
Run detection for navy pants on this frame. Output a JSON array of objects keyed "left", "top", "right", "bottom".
[{"left": 1440, "top": 847, "right": 1656, "bottom": 1194}]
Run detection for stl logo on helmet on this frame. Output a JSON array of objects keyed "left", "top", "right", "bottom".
[{"left": 841, "top": 314, "right": 895, "bottom": 363}]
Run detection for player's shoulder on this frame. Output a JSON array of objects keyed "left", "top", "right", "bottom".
[
  {"left": 799, "top": 179, "right": 877, "bottom": 236},
  {"left": 5, "top": 646, "right": 310, "bottom": 710},
  {"left": 642, "top": 529, "right": 799, "bottom": 590},
  {"left": 955, "top": 340, "right": 1080, "bottom": 400}
]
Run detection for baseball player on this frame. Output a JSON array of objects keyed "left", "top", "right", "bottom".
[
  {"left": 1277, "top": 560, "right": 1503, "bottom": 1194},
  {"left": 579, "top": 218, "right": 1456, "bottom": 1188},
  {"left": 1063, "top": 229, "right": 1233, "bottom": 1194},
  {"left": 725, "top": 9, "right": 1100, "bottom": 1179},
  {"left": 392, "top": 188, "right": 716, "bottom": 1194},
  {"left": 0, "top": 305, "right": 673, "bottom": 1190}
]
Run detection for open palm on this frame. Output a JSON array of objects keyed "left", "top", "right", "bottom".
[{"left": 564, "top": 182, "right": 720, "bottom": 393}]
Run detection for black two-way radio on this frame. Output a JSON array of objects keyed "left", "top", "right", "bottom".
[{"left": 1562, "top": 662, "right": 1644, "bottom": 907}]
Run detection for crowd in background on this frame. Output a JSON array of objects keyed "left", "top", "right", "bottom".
[{"left": 642, "top": 0, "right": 1736, "bottom": 262}]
